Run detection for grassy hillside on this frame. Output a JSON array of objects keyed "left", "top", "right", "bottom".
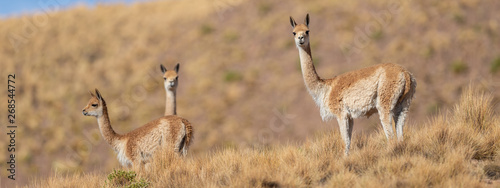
[
  {"left": 34, "top": 88, "right": 500, "bottom": 187},
  {"left": 0, "top": 0, "right": 499, "bottom": 186}
]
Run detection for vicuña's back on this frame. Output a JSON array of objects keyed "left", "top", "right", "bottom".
[
  {"left": 120, "top": 115, "right": 193, "bottom": 160},
  {"left": 323, "top": 63, "right": 414, "bottom": 120},
  {"left": 82, "top": 89, "right": 193, "bottom": 170},
  {"left": 290, "top": 14, "right": 416, "bottom": 155}
]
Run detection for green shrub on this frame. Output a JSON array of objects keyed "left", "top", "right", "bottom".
[
  {"left": 224, "top": 70, "right": 243, "bottom": 82},
  {"left": 105, "top": 169, "right": 150, "bottom": 188},
  {"left": 370, "top": 30, "right": 383, "bottom": 40},
  {"left": 200, "top": 24, "right": 214, "bottom": 35},
  {"left": 490, "top": 57, "right": 500, "bottom": 74},
  {"left": 453, "top": 13, "right": 465, "bottom": 24},
  {"left": 451, "top": 60, "right": 468, "bottom": 74}
]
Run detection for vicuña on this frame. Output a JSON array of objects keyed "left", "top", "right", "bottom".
[
  {"left": 160, "top": 63, "right": 179, "bottom": 116},
  {"left": 290, "top": 14, "right": 416, "bottom": 155},
  {"left": 82, "top": 89, "right": 193, "bottom": 169}
]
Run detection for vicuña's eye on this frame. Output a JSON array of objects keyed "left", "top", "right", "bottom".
[
  {"left": 163, "top": 77, "right": 167, "bottom": 81},
  {"left": 293, "top": 32, "right": 296, "bottom": 36},
  {"left": 91, "top": 104, "right": 98, "bottom": 107},
  {"left": 306, "top": 31, "right": 309, "bottom": 35}
]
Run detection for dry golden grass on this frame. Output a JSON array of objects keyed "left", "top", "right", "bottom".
[
  {"left": 1, "top": 0, "right": 500, "bottom": 186},
  {"left": 29, "top": 88, "right": 500, "bottom": 187}
]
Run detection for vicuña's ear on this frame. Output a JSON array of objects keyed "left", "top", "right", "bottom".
[
  {"left": 95, "top": 89, "right": 103, "bottom": 100},
  {"left": 174, "top": 63, "right": 180, "bottom": 73},
  {"left": 290, "top": 16, "right": 297, "bottom": 28},
  {"left": 160, "top": 64, "right": 167, "bottom": 74},
  {"left": 305, "top": 14, "right": 309, "bottom": 27},
  {"left": 89, "top": 90, "right": 95, "bottom": 97}
]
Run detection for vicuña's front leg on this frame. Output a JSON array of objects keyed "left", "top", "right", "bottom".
[
  {"left": 337, "top": 116, "right": 354, "bottom": 156},
  {"left": 132, "top": 159, "right": 145, "bottom": 173}
]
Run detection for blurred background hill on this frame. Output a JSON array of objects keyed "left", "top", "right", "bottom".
[{"left": 0, "top": 0, "right": 499, "bottom": 186}]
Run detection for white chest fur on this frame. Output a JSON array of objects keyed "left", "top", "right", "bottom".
[
  {"left": 311, "top": 87, "right": 335, "bottom": 122},
  {"left": 114, "top": 141, "right": 132, "bottom": 167}
]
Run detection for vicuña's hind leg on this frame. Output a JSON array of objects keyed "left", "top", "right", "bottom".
[
  {"left": 379, "top": 110, "right": 395, "bottom": 140},
  {"left": 337, "top": 115, "right": 354, "bottom": 156},
  {"left": 393, "top": 73, "right": 415, "bottom": 142},
  {"left": 173, "top": 124, "right": 187, "bottom": 156},
  {"left": 394, "top": 103, "right": 410, "bottom": 141},
  {"left": 181, "top": 137, "right": 188, "bottom": 157}
]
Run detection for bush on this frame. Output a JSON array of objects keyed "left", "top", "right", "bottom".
[
  {"left": 200, "top": 24, "right": 214, "bottom": 35},
  {"left": 451, "top": 60, "right": 468, "bottom": 74},
  {"left": 105, "top": 169, "right": 150, "bottom": 188},
  {"left": 224, "top": 70, "right": 243, "bottom": 82},
  {"left": 490, "top": 57, "right": 500, "bottom": 74}
]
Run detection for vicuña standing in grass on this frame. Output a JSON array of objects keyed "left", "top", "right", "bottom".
[
  {"left": 160, "top": 63, "right": 179, "bottom": 116},
  {"left": 82, "top": 89, "right": 193, "bottom": 170},
  {"left": 290, "top": 14, "right": 416, "bottom": 155}
]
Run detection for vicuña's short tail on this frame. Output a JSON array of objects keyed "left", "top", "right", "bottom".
[{"left": 400, "top": 70, "right": 416, "bottom": 103}]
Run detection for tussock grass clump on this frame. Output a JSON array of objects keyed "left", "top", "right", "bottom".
[
  {"left": 453, "top": 86, "right": 498, "bottom": 159},
  {"left": 454, "top": 86, "right": 495, "bottom": 131}
]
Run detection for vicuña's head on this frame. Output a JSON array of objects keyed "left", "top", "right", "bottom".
[
  {"left": 82, "top": 89, "right": 106, "bottom": 117},
  {"left": 160, "top": 63, "right": 179, "bottom": 91},
  {"left": 290, "top": 14, "right": 310, "bottom": 48}
]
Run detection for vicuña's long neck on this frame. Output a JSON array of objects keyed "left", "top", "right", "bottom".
[
  {"left": 298, "top": 44, "right": 323, "bottom": 96},
  {"left": 165, "top": 89, "right": 176, "bottom": 115},
  {"left": 97, "top": 105, "right": 120, "bottom": 149}
]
